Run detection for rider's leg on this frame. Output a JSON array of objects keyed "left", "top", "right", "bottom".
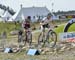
[
  {"left": 41, "top": 25, "right": 45, "bottom": 35},
  {"left": 24, "top": 29, "right": 27, "bottom": 45}
]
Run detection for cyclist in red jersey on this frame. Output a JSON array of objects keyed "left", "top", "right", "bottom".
[{"left": 22, "top": 16, "right": 31, "bottom": 33}]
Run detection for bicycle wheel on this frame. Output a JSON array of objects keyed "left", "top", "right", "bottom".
[
  {"left": 18, "top": 35, "right": 25, "bottom": 47},
  {"left": 46, "top": 30, "right": 57, "bottom": 48},
  {"left": 27, "top": 31, "right": 32, "bottom": 46},
  {"left": 38, "top": 33, "right": 44, "bottom": 45},
  {"left": 23, "top": 34, "right": 26, "bottom": 46}
]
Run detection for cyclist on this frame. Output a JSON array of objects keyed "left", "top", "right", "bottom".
[
  {"left": 22, "top": 16, "right": 31, "bottom": 33},
  {"left": 40, "top": 14, "right": 53, "bottom": 32},
  {"left": 22, "top": 16, "right": 32, "bottom": 45},
  {"left": 39, "top": 14, "right": 54, "bottom": 43},
  {"left": 38, "top": 14, "right": 57, "bottom": 47}
]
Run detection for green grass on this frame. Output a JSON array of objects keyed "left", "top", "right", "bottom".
[
  {"left": 0, "top": 22, "right": 41, "bottom": 35},
  {"left": 54, "top": 24, "right": 65, "bottom": 34},
  {"left": 68, "top": 23, "right": 75, "bottom": 32},
  {"left": 0, "top": 22, "right": 21, "bottom": 34},
  {"left": 54, "top": 23, "right": 75, "bottom": 34},
  {"left": 0, "top": 20, "right": 69, "bottom": 34}
]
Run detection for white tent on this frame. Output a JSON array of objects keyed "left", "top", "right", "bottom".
[
  {"left": 9, "top": 7, "right": 50, "bottom": 22},
  {"left": 1, "top": 10, "right": 12, "bottom": 21},
  {"left": 0, "top": 9, "right": 4, "bottom": 17},
  {"left": 0, "top": 18, "right": 3, "bottom": 22}
]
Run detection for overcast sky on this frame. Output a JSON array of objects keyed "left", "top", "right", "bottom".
[{"left": 0, "top": 0, "right": 75, "bottom": 12}]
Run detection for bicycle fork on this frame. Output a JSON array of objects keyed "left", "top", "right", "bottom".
[{"left": 43, "top": 32, "right": 50, "bottom": 45}]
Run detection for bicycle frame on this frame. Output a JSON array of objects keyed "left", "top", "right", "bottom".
[
  {"left": 24, "top": 29, "right": 32, "bottom": 46},
  {"left": 38, "top": 25, "right": 57, "bottom": 47}
]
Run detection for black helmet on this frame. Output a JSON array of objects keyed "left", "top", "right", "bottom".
[
  {"left": 47, "top": 13, "right": 52, "bottom": 17},
  {"left": 27, "top": 16, "right": 31, "bottom": 20}
]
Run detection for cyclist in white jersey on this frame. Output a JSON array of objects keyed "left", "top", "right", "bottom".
[{"left": 40, "top": 14, "right": 52, "bottom": 32}]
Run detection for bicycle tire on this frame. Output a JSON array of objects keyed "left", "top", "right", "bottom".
[
  {"left": 22, "top": 34, "right": 26, "bottom": 46},
  {"left": 46, "top": 30, "right": 57, "bottom": 48},
  {"left": 18, "top": 35, "right": 26, "bottom": 47},
  {"left": 38, "top": 33, "right": 44, "bottom": 45}
]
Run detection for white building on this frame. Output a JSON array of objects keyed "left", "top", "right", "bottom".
[{"left": 9, "top": 6, "right": 50, "bottom": 22}]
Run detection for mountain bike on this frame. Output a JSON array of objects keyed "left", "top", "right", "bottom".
[
  {"left": 18, "top": 28, "right": 32, "bottom": 49},
  {"left": 23, "top": 30, "right": 32, "bottom": 46},
  {"left": 38, "top": 27, "right": 57, "bottom": 48}
]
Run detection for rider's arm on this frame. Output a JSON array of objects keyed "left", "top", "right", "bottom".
[
  {"left": 40, "top": 21, "right": 45, "bottom": 25},
  {"left": 22, "top": 21, "right": 26, "bottom": 28}
]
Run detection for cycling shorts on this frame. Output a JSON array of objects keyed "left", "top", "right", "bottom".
[{"left": 42, "top": 24, "right": 50, "bottom": 28}]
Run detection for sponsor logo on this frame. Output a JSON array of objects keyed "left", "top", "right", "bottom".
[{"left": 59, "top": 32, "right": 75, "bottom": 42}]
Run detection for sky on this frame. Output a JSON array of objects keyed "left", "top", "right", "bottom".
[{"left": 0, "top": 0, "right": 75, "bottom": 12}]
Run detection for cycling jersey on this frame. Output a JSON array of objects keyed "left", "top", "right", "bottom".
[
  {"left": 41, "top": 17, "right": 52, "bottom": 28},
  {"left": 22, "top": 19, "right": 31, "bottom": 29}
]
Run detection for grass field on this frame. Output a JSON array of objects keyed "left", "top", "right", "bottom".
[
  {"left": 54, "top": 23, "right": 75, "bottom": 34},
  {"left": 0, "top": 20, "right": 68, "bottom": 34},
  {"left": 0, "top": 20, "right": 75, "bottom": 60}
]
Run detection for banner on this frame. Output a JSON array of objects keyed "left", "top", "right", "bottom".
[
  {"left": 64, "top": 18, "right": 75, "bottom": 32},
  {"left": 59, "top": 32, "right": 75, "bottom": 42}
]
